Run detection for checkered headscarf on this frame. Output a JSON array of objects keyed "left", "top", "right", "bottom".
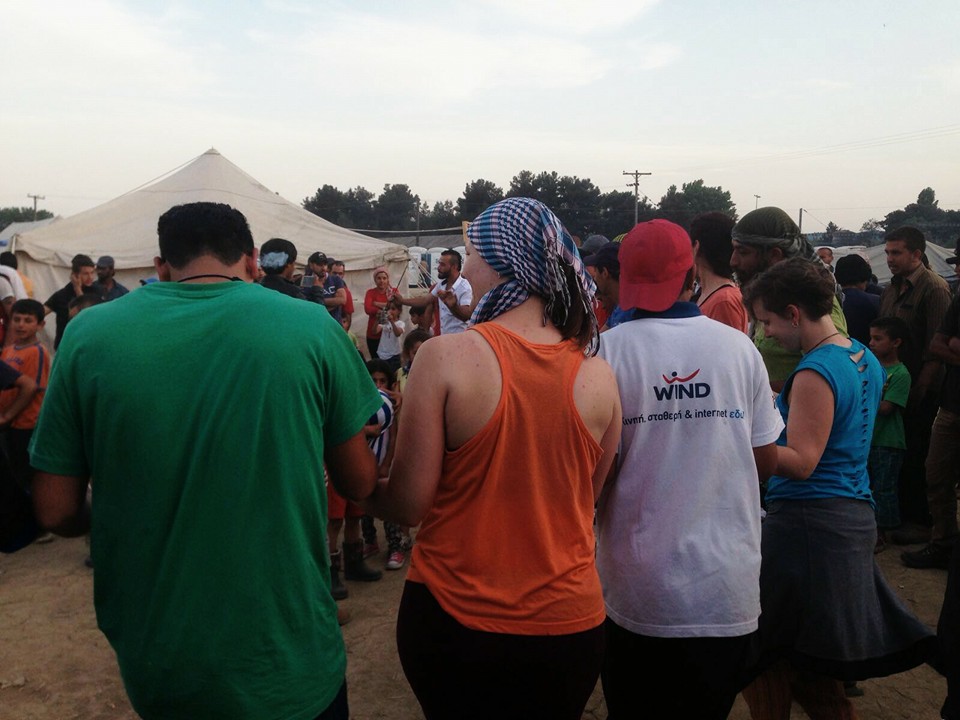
[{"left": 467, "top": 197, "right": 598, "bottom": 354}]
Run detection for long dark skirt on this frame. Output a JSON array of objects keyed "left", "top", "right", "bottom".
[{"left": 751, "top": 498, "right": 938, "bottom": 681}]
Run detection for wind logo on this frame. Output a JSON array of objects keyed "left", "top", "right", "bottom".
[{"left": 654, "top": 369, "right": 711, "bottom": 400}]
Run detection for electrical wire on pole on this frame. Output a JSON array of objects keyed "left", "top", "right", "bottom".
[
  {"left": 623, "top": 170, "right": 651, "bottom": 226},
  {"left": 27, "top": 193, "right": 45, "bottom": 220}
]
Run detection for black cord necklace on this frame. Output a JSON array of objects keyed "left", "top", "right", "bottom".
[
  {"left": 177, "top": 274, "right": 240, "bottom": 283},
  {"left": 805, "top": 331, "right": 841, "bottom": 354}
]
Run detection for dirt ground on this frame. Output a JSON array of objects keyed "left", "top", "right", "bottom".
[{"left": 0, "top": 534, "right": 950, "bottom": 720}]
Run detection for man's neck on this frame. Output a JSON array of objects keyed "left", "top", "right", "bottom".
[
  {"left": 164, "top": 257, "right": 253, "bottom": 283},
  {"left": 100, "top": 278, "right": 115, "bottom": 289},
  {"left": 696, "top": 266, "right": 733, "bottom": 297}
]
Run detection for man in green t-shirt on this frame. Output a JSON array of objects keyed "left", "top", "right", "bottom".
[
  {"left": 30, "top": 202, "right": 382, "bottom": 720},
  {"left": 730, "top": 206, "right": 849, "bottom": 392}
]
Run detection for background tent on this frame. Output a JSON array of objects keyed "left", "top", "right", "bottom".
[
  {"left": 830, "top": 244, "right": 957, "bottom": 286},
  {"left": 11, "top": 148, "right": 409, "bottom": 342}
]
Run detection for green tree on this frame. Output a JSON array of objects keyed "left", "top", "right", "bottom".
[
  {"left": 881, "top": 187, "right": 958, "bottom": 246},
  {"left": 422, "top": 200, "right": 459, "bottom": 230},
  {"left": 457, "top": 179, "right": 503, "bottom": 220},
  {"left": 341, "top": 186, "right": 377, "bottom": 229},
  {"left": 375, "top": 184, "right": 419, "bottom": 231},
  {"left": 506, "top": 170, "right": 562, "bottom": 209},
  {"left": 302, "top": 185, "right": 345, "bottom": 224},
  {"left": 0, "top": 206, "right": 54, "bottom": 233},
  {"left": 655, "top": 179, "right": 737, "bottom": 229},
  {"left": 597, "top": 191, "right": 655, "bottom": 238},
  {"left": 555, "top": 176, "right": 601, "bottom": 237}
]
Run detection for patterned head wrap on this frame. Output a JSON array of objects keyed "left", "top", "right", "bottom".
[
  {"left": 372, "top": 266, "right": 389, "bottom": 283},
  {"left": 466, "top": 197, "right": 598, "bottom": 354},
  {"left": 732, "top": 207, "right": 818, "bottom": 263}
]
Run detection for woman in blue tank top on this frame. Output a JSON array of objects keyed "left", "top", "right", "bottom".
[{"left": 740, "top": 258, "right": 937, "bottom": 718}]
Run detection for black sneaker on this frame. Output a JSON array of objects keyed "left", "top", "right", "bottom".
[{"left": 901, "top": 543, "right": 952, "bottom": 570}]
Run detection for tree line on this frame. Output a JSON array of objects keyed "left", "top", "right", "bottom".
[
  {"left": 822, "top": 188, "right": 960, "bottom": 248},
  {"left": 302, "top": 173, "right": 737, "bottom": 240}
]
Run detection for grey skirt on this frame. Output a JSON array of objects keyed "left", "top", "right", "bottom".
[{"left": 752, "top": 497, "right": 939, "bottom": 681}]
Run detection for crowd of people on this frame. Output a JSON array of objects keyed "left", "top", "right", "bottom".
[{"left": 2, "top": 196, "right": 959, "bottom": 719}]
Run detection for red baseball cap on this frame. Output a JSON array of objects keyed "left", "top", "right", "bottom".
[{"left": 618, "top": 220, "right": 693, "bottom": 312}]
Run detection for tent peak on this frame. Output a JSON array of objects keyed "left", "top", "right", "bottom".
[{"left": 203, "top": 148, "right": 221, "bottom": 155}]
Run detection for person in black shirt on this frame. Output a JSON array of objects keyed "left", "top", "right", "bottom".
[{"left": 43, "top": 254, "right": 100, "bottom": 349}]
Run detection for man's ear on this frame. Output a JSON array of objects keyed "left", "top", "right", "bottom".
[
  {"left": 768, "top": 247, "right": 785, "bottom": 264},
  {"left": 154, "top": 257, "right": 171, "bottom": 282},
  {"left": 243, "top": 249, "right": 259, "bottom": 281}
]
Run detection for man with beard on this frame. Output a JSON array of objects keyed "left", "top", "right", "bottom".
[
  {"left": 730, "top": 207, "right": 848, "bottom": 392},
  {"left": 399, "top": 249, "right": 472, "bottom": 335}
]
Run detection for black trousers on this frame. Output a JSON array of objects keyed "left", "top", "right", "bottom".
[
  {"left": 940, "top": 545, "right": 960, "bottom": 719},
  {"left": 397, "top": 581, "right": 604, "bottom": 720},
  {"left": 602, "top": 617, "right": 758, "bottom": 720},
  {"left": 312, "top": 681, "right": 348, "bottom": 720}
]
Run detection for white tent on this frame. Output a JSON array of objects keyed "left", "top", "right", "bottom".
[{"left": 11, "top": 148, "right": 409, "bottom": 337}]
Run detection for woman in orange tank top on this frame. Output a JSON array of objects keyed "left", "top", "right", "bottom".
[{"left": 362, "top": 197, "right": 622, "bottom": 720}]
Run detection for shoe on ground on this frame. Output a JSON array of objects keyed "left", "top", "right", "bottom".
[
  {"left": 34, "top": 532, "right": 55, "bottom": 544},
  {"left": 901, "top": 543, "right": 953, "bottom": 570},
  {"left": 386, "top": 550, "right": 407, "bottom": 570},
  {"left": 362, "top": 542, "right": 380, "bottom": 559},
  {"left": 889, "top": 524, "right": 931, "bottom": 546},
  {"left": 84, "top": 556, "right": 94, "bottom": 569},
  {"left": 336, "top": 606, "right": 351, "bottom": 626}
]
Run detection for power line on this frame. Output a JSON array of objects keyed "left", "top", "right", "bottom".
[{"left": 622, "top": 170, "right": 652, "bottom": 226}]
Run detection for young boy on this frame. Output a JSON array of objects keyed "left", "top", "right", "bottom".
[
  {"left": 360, "top": 359, "right": 412, "bottom": 570},
  {"left": 397, "top": 329, "right": 431, "bottom": 393},
  {"left": 868, "top": 316, "right": 912, "bottom": 552},
  {"left": 377, "top": 299, "right": 405, "bottom": 372},
  {"left": 408, "top": 305, "right": 434, "bottom": 336},
  {"left": 0, "top": 300, "right": 51, "bottom": 494}
]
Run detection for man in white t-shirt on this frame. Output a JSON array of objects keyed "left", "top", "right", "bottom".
[
  {"left": 596, "top": 219, "right": 783, "bottom": 719},
  {"left": 400, "top": 250, "right": 472, "bottom": 335}
]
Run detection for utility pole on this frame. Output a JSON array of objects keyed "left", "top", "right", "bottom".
[
  {"left": 798, "top": 208, "right": 804, "bottom": 234},
  {"left": 754, "top": 194, "right": 761, "bottom": 209},
  {"left": 623, "top": 170, "right": 651, "bottom": 226},
  {"left": 27, "top": 193, "right": 45, "bottom": 220}
]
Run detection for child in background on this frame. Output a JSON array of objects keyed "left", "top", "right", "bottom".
[
  {"left": 360, "top": 359, "right": 412, "bottom": 570},
  {"left": 397, "top": 329, "right": 431, "bottom": 393},
  {"left": 408, "top": 305, "right": 434, "bottom": 336},
  {"left": 0, "top": 300, "right": 51, "bottom": 493},
  {"left": 868, "top": 316, "right": 912, "bottom": 552},
  {"left": 341, "top": 316, "right": 364, "bottom": 358},
  {"left": 377, "top": 299, "right": 405, "bottom": 372}
]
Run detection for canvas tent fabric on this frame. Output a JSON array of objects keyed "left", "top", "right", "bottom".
[
  {"left": 11, "top": 148, "right": 409, "bottom": 335},
  {"left": 0, "top": 217, "right": 58, "bottom": 247}
]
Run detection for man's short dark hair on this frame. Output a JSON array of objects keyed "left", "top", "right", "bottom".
[
  {"left": 834, "top": 254, "right": 873, "bottom": 286},
  {"left": 11, "top": 298, "right": 44, "bottom": 322},
  {"left": 0, "top": 252, "right": 18, "bottom": 269},
  {"left": 690, "top": 212, "right": 735, "bottom": 279},
  {"left": 157, "top": 203, "right": 253, "bottom": 270},
  {"left": 72, "top": 254, "right": 95, "bottom": 274},
  {"left": 259, "top": 238, "right": 297, "bottom": 275},
  {"left": 885, "top": 226, "right": 926, "bottom": 255},
  {"left": 329, "top": 259, "right": 344, "bottom": 271},
  {"left": 68, "top": 294, "right": 105, "bottom": 313},
  {"left": 441, "top": 249, "right": 462, "bottom": 270},
  {"left": 409, "top": 305, "right": 425, "bottom": 318}
]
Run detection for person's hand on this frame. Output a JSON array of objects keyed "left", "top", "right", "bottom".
[
  {"left": 70, "top": 272, "right": 83, "bottom": 296},
  {"left": 437, "top": 289, "right": 457, "bottom": 309},
  {"left": 386, "top": 387, "right": 402, "bottom": 412}
]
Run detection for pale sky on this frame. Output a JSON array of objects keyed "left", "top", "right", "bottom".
[{"left": 3, "top": 0, "right": 959, "bottom": 233}]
